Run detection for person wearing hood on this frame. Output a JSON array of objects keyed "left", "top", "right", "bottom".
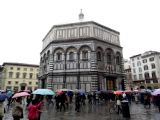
[{"left": 27, "top": 100, "right": 42, "bottom": 120}]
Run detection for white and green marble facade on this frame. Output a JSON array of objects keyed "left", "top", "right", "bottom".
[{"left": 39, "top": 21, "right": 125, "bottom": 92}]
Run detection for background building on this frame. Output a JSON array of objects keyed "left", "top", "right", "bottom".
[
  {"left": 130, "top": 51, "right": 160, "bottom": 89},
  {"left": 1, "top": 62, "right": 39, "bottom": 92},
  {"left": 0, "top": 65, "right": 3, "bottom": 90},
  {"left": 39, "top": 21, "right": 125, "bottom": 92},
  {"left": 124, "top": 59, "right": 133, "bottom": 90}
]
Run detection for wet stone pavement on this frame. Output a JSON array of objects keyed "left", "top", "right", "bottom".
[{"left": 3, "top": 101, "right": 160, "bottom": 120}]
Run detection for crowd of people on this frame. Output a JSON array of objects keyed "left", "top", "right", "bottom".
[{"left": 0, "top": 89, "right": 160, "bottom": 120}]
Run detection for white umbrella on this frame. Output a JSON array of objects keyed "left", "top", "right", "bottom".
[
  {"left": 133, "top": 89, "right": 139, "bottom": 92},
  {"left": 58, "top": 88, "right": 73, "bottom": 92},
  {"left": 151, "top": 89, "right": 160, "bottom": 96},
  {"left": 32, "top": 89, "right": 55, "bottom": 95}
]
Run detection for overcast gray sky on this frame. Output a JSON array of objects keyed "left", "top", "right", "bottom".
[{"left": 0, "top": 0, "right": 160, "bottom": 65}]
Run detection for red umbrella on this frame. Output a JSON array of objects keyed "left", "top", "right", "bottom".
[{"left": 12, "top": 92, "right": 30, "bottom": 98}]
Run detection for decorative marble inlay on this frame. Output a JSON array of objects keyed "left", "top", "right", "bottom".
[{"left": 42, "top": 22, "right": 120, "bottom": 49}]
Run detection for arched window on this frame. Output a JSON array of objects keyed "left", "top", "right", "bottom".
[
  {"left": 57, "top": 52, "right": 62, "bottom": 61},
  {"left": 116, "top": 56, "right": 121, "bottom": 65},
  {"left": 97, "top": 51, "right": 101, "bottom": 61},
  {"left": 69, "top": 52, "right": 74, "bottom": 60},
  {"left": 82, "top": 51, "right": 88, "bottom": 60},
  {"left": 107, "top": 53, "right": 112, "bottom": 64}
]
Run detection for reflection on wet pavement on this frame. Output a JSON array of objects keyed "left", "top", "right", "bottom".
[{"left": 3, "top": 102, "right": 160, "bottom": 120}]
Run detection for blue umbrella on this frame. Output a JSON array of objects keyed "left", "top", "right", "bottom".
[
  {"left": 7, "top": 91, "right": 13, "bottom": 97},
  {"left": 67, "top": 91, "right": 73, "bottom": 96},
  {"left": 32, "top": 89, "right": 55, "bottom": 95},
  {"left": 0, "top": 93, "right": 8, "bottom": 101}
]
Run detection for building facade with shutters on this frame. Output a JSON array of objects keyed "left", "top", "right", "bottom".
[
  {"left": 130, "top": 51, "right": 160, "bottom": 89},
  {"left": 1, "top": 62, "right": 39, "bottom": 92},
  {"left": 39, "top": 21, "right": 125, "bottom": 92}
]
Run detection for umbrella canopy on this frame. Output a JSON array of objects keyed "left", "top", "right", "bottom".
[
  {"left": 72, "top": 89, "right": 85, "bottom": 95},
  {"left": 114, "top": 90, "right": 123, "bottom": 95},
  {"left": 56, "top": 89, "right": 64, "bottom": 95},
  {"left": 145, "top": 89, "right": 152, "bottom": 93},
  {"left": 0, "top": 93, "right": 8, "bottom": 101},
  {"left": 133, "top": 89, "right": 139, "bottom": 92},
  {"left": 152, "top": 89, "right": 160, "bottom": 96},
  {"left": 12, "top": 92, "right": 30, "bottom": 98},
  {"left": 0, "top": 90, "right": 6, "bottom": 93},
  {"left": 124, "top": 90, "right": 132, "bottom": 93},
  {"left": 58, "top": 89, "right": 73, "bottom": 92},
  {"left": 78, "top": 89, "right": 85, "bottom": 93},
  {"left": 33, "top": 89, "right": 55, "bottom": 95},
  {"left": 73, "top": 89, "right": 79, "bottom": 93},
  {"left": 7, "top": 91, "right": 13, "bottom": 97},
  {"left": 67, "top": 91, "right": 73, "bottom": 96},
  {"left": 140, "top": 89, "right": 152, "bottom": 94}
]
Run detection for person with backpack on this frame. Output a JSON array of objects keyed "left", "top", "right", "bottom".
[{"left": 12, "top": 97, "right": 23, "bottom": 120}]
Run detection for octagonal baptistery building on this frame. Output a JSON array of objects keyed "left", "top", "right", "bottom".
[{"left": 39, "top": 21, "right": 125, "bottom": 92}]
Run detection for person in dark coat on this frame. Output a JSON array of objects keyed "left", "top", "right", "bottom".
[
  {"left": 59, "top": 92, "right": 67, "bottom": 111},
  {"left": 157, "top": 95, "right": 160, "bottom": 112},
  {"left": 75, "top": 92, "right": 81, "bottom": 112},
  {"left": 87, "top": 93, "right": 92, "bottom": 104},
  {"left": 54, "top": 94, "right": 61, "bottom": 110}
]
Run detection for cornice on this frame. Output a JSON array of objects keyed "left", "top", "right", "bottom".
[
  {"left": 42, "top": 21, "right": 120, "bottom": 42},
  {"left": 2, "top": 62, "right": 39, "bottom": 67},
  {"left": 40, "top": 37, "right": 122, "bottom": 54},
  {"left": 52, "top": 21, "right": 120, "bottom": 34}
]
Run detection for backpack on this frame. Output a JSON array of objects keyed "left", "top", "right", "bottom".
[{"left": 12, "top": 106, "right": 23, "bottom": 118}]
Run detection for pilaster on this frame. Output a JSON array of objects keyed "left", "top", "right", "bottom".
[
  {"left": 91, "top": 74, "right": 98, "bottom": 91},
  {"left": 90, "top": 51, "right": 97, "bottom": 70}
]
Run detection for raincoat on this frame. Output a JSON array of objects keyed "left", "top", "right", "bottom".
[{"left": 27, "top": 102, "right": 42, "bottom": 120}]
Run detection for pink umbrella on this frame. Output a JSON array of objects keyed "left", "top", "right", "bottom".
[
  {"left": 56, "top": 89, "right": 64, "bottom": 95},
  {"left": 12, "top": 92, "right": 30, "bottom": 98},
  {"left": 114, "top": 90, "right": 123, "bottom": 95}
]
